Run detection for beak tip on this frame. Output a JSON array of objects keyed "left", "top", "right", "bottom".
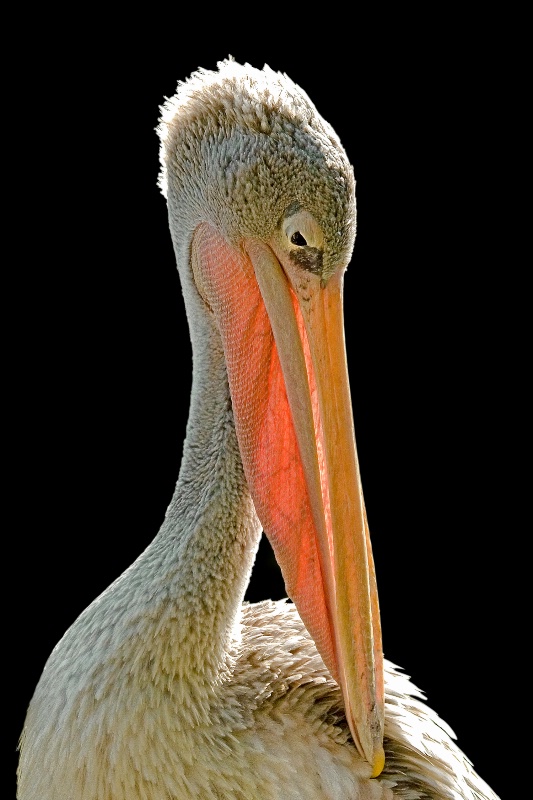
[
  {"left": 371, "top": 745, "right": 386, "bottom": 778},
  {"left": 348, "top": 712, "right": 385, "bottom": 778}
]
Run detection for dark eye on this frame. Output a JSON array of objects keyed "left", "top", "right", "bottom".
[{"left": 290, "top": 231, "right": 307, "bottom": 246}]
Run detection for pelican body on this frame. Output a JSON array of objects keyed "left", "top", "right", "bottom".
[{"left": 18, "top": 60, "right": 499, "bottom": 800}]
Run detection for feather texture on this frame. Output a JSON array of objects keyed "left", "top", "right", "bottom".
[{"left": 18, "top": 59, "right": 499, "bottom": 800}]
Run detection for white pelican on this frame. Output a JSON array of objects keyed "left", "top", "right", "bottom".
[{"left": 18, "top": 59, "right": 499, "bottom": 800}]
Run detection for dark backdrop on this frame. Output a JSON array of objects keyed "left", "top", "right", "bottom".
[{"left": 11, "top": 25, "right": 512, "bottom": 800}]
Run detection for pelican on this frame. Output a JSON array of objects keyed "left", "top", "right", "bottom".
[{"left": 18, "top": 59, "right": 499, "bottom": 800}]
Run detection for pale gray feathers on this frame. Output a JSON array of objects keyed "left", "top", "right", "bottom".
[
  {"left": 17, "top": 59, "right": 499, "bottom": 800},
  {"left": 158, "top": 57, "right": 356, "bottom": 281}
]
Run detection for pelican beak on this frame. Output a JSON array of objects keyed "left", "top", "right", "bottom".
[
  {"left": 191, "top": 225, "right": 384, "bottom": 777},
  {"left": 245, "top": 239, "right": 384, "bottom": 777}
]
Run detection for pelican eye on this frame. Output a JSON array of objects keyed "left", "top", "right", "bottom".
[
  {"left": 283, "top": 210, "right": 324, "bottom": 252},
  {"left": 290, "top": 231, "right": 307, "bottom": 247},
  {"left": 281, "top": 210, "right": 325, "bottom": 275}
]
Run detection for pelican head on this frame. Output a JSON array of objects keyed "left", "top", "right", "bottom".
[{"left": 158, "top": 59, "right": 384, "bottom": 776}]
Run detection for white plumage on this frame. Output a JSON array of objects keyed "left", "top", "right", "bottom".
[{"left": 18, "top": 59, "right": 499, "bottom": 800}]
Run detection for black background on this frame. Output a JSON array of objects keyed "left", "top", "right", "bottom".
[{"left": 10, "top": 18, "right": 516, "bottom": 800}]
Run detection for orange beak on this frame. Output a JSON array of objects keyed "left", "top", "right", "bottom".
[{"left": 192, "top": 224, "right": 385, "bottom": 777}]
